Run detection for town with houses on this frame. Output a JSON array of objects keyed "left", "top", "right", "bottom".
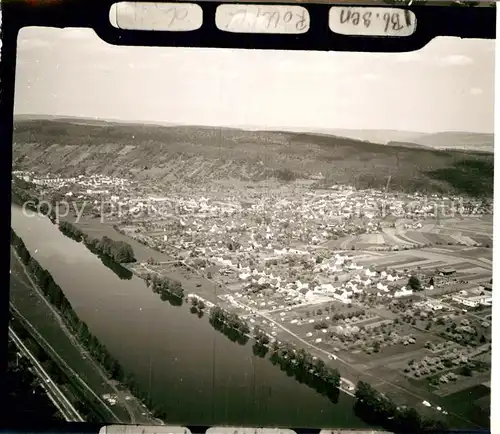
[{"left": 13, "top": 169, "right": 493, "bottom": 423}]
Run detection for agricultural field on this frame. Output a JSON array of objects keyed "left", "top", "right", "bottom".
[
  {"left": 354, "top": 247, "right": 491, "bottom": 281},
  {"left": 330, "top": 216, "right": 492, "bottom": 251},
  {"left": 129, "top": 260, "right": 226, "bottom": 304},
  {"left": 439, "top": 384, "right": 491, "bottom": 428},
  {"left": 108, "top": 207, "right": 492, "bottom": 420}
]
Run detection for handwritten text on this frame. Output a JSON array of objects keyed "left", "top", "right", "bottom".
[
  {"left": 329, "top": 7, "right": 417, "bottom": 37},
  {"left": 216, "top": 5, "right": 310, "bottom": 34}
]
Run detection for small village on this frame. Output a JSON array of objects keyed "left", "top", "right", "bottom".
[{"left": 13, "top": 170, "right": 493, "bottom": 420}]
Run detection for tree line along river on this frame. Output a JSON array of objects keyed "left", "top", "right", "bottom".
[{"left": 10, "top": 205, "right": 369, "bottom": 429}]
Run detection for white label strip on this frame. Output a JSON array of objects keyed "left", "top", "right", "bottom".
[
  {"left": 207, "top": 428, "right": 297, "bottom": 434},
  {"left": 216, "top": 4, "right": 310, "bottom": 34},
  {"left": 110, "top": 2, "right": 203, "bottom": 32},
  {"left": 329, "top": 7, "right": 417, "bottom": 37},
  {"left": 99, "top": 426, "right": 191, "bottom": 434}
]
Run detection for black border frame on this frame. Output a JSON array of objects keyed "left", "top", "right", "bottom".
[{"left": 0, "top": 1, "right": 495, "bottom": 432}]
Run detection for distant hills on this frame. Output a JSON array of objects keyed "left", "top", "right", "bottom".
[
  {"left": 11, "top": 115, "right": 493, "bottom": 197},
  {"left": 265, "top": 127, "right": 493, "bottom": 153},
  {"left": 15, "top": 115, "right": 494, "bottom": 153},
  {"left": 405, "top": 131, "right": 494, "bottom": 153}
]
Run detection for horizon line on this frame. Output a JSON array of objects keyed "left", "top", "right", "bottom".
[{"left": 13, "top": 113, "right": 494, "bottom": 136}]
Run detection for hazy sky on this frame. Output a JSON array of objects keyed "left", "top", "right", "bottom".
[{"left": 15, "top": 26, "right": 494, "bottom": 133}]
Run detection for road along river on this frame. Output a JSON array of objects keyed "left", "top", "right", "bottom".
[{"left": 10, "top": 205, "right": 368, "bottom": 429}]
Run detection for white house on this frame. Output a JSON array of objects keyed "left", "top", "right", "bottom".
[
  {"left": 376, "top": 282, "right": 389, "bottom": 292},
  {"left": 333, "top": 289, "right": 351, "bottom": 303},
  {"left": 394, "top": 287, "right": 413, "bottom": 298},
  {"left": 320, "top": 283, "right": 335, "bottom": 293},
  {"left": 365, "top": 269, "right": 377, "bottom": 278},
  {"left": 452, "top": 291, "right": 492, "bottom": 308}
]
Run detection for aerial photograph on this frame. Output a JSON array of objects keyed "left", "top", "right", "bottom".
[{"left": 9, "top": 26, "right": 493, "bottom": 431}]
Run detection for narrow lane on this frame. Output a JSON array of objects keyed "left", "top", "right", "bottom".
[
  {"left": 9, "top": 326, "right": 84, "bottom": 422},
  {"left": 10, "top": 303, "right": 122, "bottom": 423},
  {"left": 11, "top": 248, "right": 136, "bottom": 423}
]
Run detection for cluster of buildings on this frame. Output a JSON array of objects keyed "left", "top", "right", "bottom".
[
  {"left": 14, "top": 171, "right": 493, "bottom": 225},
  {"left": 211, "top": 249, "right": 425, "bottom": 307},
  {"left": 451, "top": 288, "right": 493, "bottom": 308},
  {"left": 414, "top": 268, "right": 492, "bottom": 308},
  {"left": 14, "top": 171, "right": 493, "bottom": 313},
  {"left": 14, "top": 170, "right": 131, "bottom": 192}
]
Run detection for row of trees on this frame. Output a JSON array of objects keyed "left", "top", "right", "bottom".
[
  {"left": 207, "top": 306, "right": 448, "bottom": 429},
  {"left": 61, "top": 223, "right": 133, "bottom": 280},
  {"left": 268, "top": 340, "right": 341, "bottom": 402},
  {"left": 11, "top": 317, "right": 109, "bottom": 423},
  {"left": 145, "top": 273, "right": 184, "bottom": 305},
  {"left": 96, "top": 251, "right": 133, "bottom": 280},
  {"left": 221, "top": 319, "right": 343, "bottom": 404},
  {"left": 11, "top": 229, "right": 125, "bottom": 382},
  {"left": 252, "top": 324, "right": 452, "bottom": 429},
  {"left": 252, "top": 325, "right": 271, "bottom": 357},
  {"left": 17, "top": 196, "right": 457, "bottom": 429},
  {"left": 12, "top": 177, "right": 36, "bottom": 204},
  {"left": 209, "top": 306, "right": 250, "bottom": 345},
  {"left": 354, "top": 381, "right": 447, "bottom": 432},
  {"left": 59, "top": 221, "right": 136, "bottom": 263},
  {"left": 12, "top": 177, "right": 59, "bottom": 222}
]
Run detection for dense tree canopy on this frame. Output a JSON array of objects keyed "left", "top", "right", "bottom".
[
  {"left": 354, "top": 380, "right": 447, "bottom": 432},
  {"left": 146, "top": 273, "right": 184, "bottom": 301},
  {"left": 59, "top": 222, "right": 136, "bottom": 263},
  {"left": 408, "top": 275, "right": 422, "bottom": 291}
]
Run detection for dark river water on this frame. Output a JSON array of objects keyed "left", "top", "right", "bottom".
[{"left": 11, "top": 205, "right": 368, "bottom": 429}]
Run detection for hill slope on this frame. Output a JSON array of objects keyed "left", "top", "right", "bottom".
[{"left": 12, "top": 118, "right": 493, "bottom": 197}]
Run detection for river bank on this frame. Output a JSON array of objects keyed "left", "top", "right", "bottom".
[
  {"left": 57, "top": 220, "right": 350, "bottom": 399},
  {"left": 97, "top": 257, "right": 354, "bottom": 401},
  {"left": 50, "top": 217, "right": 460, "bottom": 432},
  {"left": 12, "top": 206, "right": 370, "bottom": 428},
  {"left": 16, "top": 199, "right": 476, "bottom": 429},
  {"left": 10, "top": 231, "right": 163, "bottom": 425}
]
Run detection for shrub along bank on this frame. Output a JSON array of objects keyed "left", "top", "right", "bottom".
[
  {"left": 208, "top": 305, "right": 448, "bottom": 430},
  {"left": 11, "top": 228, "right": 451, "bottom": 429},
  {"left": 144, "top": 273, "right": 184, "bottom": 306},
  {"left": 10, "top": 229, "right": 167, "bottom": 421},
  {"left": 354, "top": 381, "right": 448, "bottom": 432},
  {"left": 59, "top": 221, "right": 136, "bottom": 263},
  {"left": 209, "top": 306, "right": 250, "bottom": 345}
]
